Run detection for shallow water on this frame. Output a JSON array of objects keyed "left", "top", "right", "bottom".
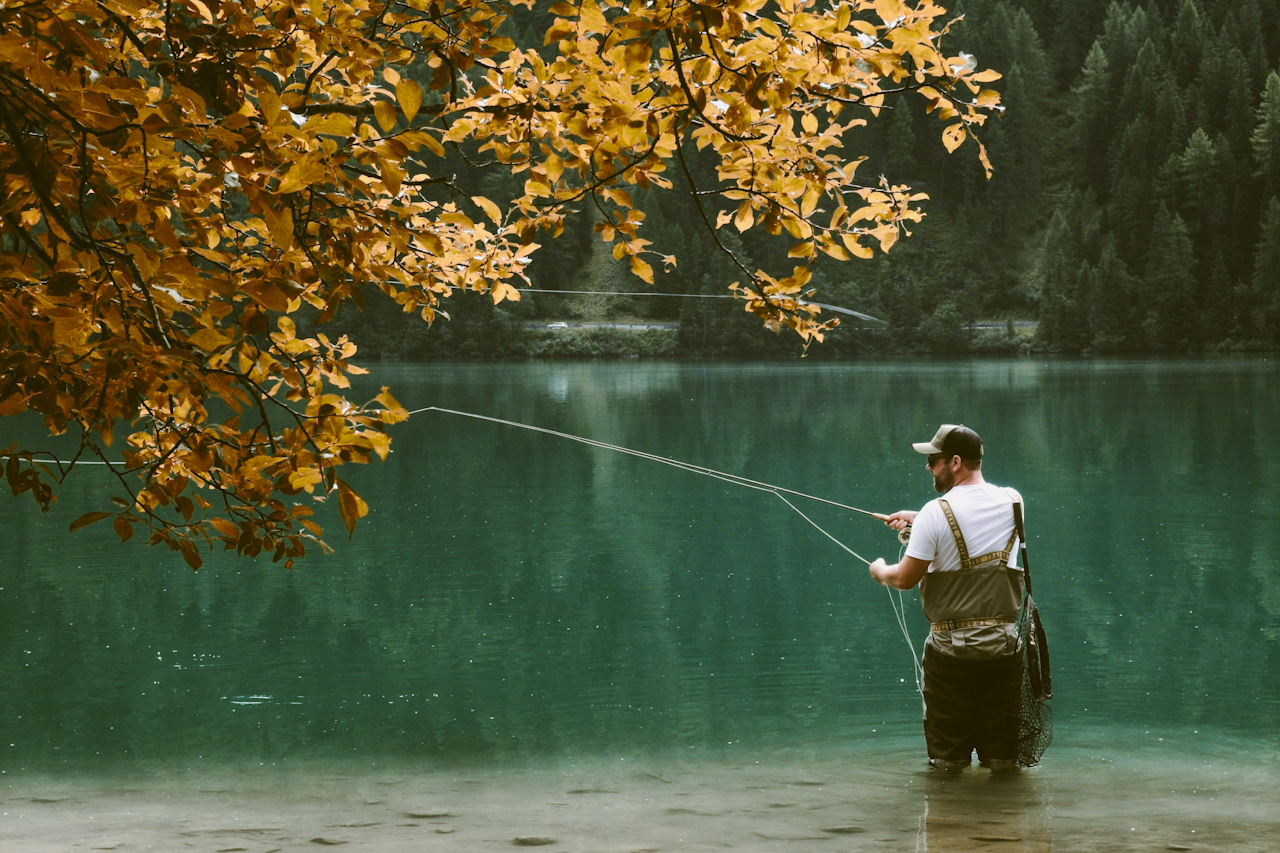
[
  {"left": 2, "top": 358, "right": 1279, "bottom": 849},
  {"left": 5, "top": 729, "right": 1277, "bottom": 852}
]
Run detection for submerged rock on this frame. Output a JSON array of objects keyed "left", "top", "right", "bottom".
[
  {"left": 512, "top": 836, "right": 557, "bottom": 846},
  {"left": 402, "top": 808, "right": 453, "bottom": 818}
]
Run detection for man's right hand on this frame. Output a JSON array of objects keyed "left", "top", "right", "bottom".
[{"left": 877, "top": 510, "right": 917, "bottom": 532}]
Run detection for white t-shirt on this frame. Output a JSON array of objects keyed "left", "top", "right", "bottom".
[{"left": 905, "top": 482, "right": 1023, "bottom": 573}]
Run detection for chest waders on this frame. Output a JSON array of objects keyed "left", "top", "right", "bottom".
[
  {"left": 919, "top": 499, "right": 1023, "bottom": 639},
  {"left": 921, "top": 498, "right": 1053, "bottom": 768}
]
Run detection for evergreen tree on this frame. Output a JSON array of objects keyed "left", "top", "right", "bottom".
[
  {"left": 1091, "top": 235, "right": 1140, "bottom": 350},
  {"left": 1144, "top": 204, "right": 1201, "bottom": 348},
  {"left": 1203, "top": 249, "right": 1237, "bottom": 342},
  {"left": 1072, "top": 41, "right": 1115, "bottom": 193},
  {"left": 1037, "top": 190, "right": 1102, "bottom": 350},
  {"left": 1250, "top": 196, "right": 1280, "bottom": 342},
  {"left": 883, "top": 95, "right": 918, "bottom": 180},
  {"left": 1252, "top": 71, "right": 1280, "bottom": 201},
  {"left": 1171, "top": 0, "right": 1209, "bottom": 88}
]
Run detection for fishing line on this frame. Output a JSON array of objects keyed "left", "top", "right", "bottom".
[
  {"left": 887, "top": 542, "right": 926, "bottom": 708},
  {"left": 411, "top": 404, "right": 925, "bottom": 698},
  {"left": 515, "top": 289, "right": 889, "bottom": 323},
  {"left": 43, "top": 405, "right": 926, "bottom": 694},
  {"left": 408, "top": 405, "right": 895, "bottom": 523}
]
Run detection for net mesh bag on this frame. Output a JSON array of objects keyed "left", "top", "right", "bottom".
[
  {"left": 1011, "top": 502, "right": 1052, "bottom": 767},
  {"left": 1015, "top": 593, "right": 1053, "bottom": 767}
]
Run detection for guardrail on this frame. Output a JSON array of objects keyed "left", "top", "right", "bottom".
[{"left": 525, "top": 322, "right": 681, "bottom": 331}]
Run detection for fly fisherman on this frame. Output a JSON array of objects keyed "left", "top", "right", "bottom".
[{"left": 869, "top": 425, "right": 1024, "bottom": 772}]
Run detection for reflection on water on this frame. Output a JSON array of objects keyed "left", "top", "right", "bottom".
[
  {"left": 2, "top": 358, "right": 1279, "bottom": 845},
  {"left": 919, "top": 768, "right": 1053, "bottom": 852}
]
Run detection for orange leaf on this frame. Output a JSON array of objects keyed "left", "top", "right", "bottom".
[
  {"left": 335, "top": 478, "right": 368, "bottom": 539},
  {"left": 179, "top": 539, "right": 203, "bottom": 570},
  {"left": 70, "top": 511, "right": 111, "bottom": 532}
]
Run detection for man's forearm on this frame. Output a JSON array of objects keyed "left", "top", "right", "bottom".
[{"left": 869, "top": 555, "right": 930, "bottom": 590}]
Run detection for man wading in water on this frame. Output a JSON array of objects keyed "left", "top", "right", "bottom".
[{"left": 869, "top": 425, "right": 1024, "bottom": 772}]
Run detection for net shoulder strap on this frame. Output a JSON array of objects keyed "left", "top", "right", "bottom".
[{"left": 1012, "top": 499, "right": 1032, "bottom": 597}]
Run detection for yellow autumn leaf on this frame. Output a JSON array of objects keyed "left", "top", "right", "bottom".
[
  {"left": 841, "top": 233, "right": 874, "bottom": 258},
  {"left": 187, "top": 327, "right": 231, "bottom": 352},
  {"left": 264, "top": 205, "right": 294, "bottom": 252},
  {"left": 374, "top": 100, "right": 397, "bottom": 133},
  {"left": 491, "top": 281, "right": 521, "bottom": 303},
  {"left": 630, "top": 256, "right": 654, "bottom": 283},
  {"left": 580, "top": 0, "right": 607, "bottom": 34},
  {"left": 941, "top": 123, "right": 966, "bottom": 153},
  {"left": 878, "top": 224, "right": 899, "bottom": 253},
  {"left": 472, "top": 195, "right": 502, "bottom": 225},
  {"left": 396, "top": 80, "right": 422, "bottom": 123},
  {"left": 277, "top": 159, "right": 326, "bottom": 194}
]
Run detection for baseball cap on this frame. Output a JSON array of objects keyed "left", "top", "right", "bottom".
[{"left": 912, "top": 424, "right": 984, "bottom": 459}]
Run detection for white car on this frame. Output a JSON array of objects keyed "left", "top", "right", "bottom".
[{"left": 547, "top": 322, "right": 569, "bottom": 329}]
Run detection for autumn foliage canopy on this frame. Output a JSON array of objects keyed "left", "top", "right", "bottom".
[{"left": 0, "top": 0, "right": 1000, "bottom": 567}]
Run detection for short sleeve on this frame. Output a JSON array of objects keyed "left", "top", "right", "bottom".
[{"left": 903, "top": 500, "right": 943, "bottom": 563}]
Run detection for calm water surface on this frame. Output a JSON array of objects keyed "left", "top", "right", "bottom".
[{"left": 2, "top": 358, "right": 1278, "bottom": 850}]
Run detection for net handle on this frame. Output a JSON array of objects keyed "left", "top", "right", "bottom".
[{"left": 1013, "top": 501, "right": 1032, "bottom": 598}]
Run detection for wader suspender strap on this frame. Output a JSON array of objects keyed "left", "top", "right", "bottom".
[
  {"left": 930, "top": 499, "right": 1021, "bottom": 634},
  {"left": 936, "top": 499, "right": 1019, "bottom": 571}
]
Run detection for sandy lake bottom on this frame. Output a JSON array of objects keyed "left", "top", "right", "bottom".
[{"left": 2, "top": 727, "right": 1276, "bottom": 853}]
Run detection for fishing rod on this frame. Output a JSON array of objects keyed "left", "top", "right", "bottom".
[{"left": 515, "top": 289, "right": 890, "bottom": 325}]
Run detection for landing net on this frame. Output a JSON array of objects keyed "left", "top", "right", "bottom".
[{"left": 1013, "top": 504, "right": 1053, "bottom": 767}]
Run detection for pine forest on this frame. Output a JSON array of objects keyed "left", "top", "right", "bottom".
[{"left": 320, "top": 0, "right": 1280, "bottom": 357}]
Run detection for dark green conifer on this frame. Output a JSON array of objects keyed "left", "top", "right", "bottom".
[
  {"left": 1144, "top": 204, "right": 1201, "bottom": 349},
  {"left": 1252, "top": 72, "right": 1280, "bottom": 201},
  {"left": 1249, "top": 196, "right": 1280, "bottom": 342}
]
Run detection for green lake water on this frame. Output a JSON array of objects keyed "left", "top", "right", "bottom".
[{"left": 2, "top": 358, "right": 1279, "bottom": 851}]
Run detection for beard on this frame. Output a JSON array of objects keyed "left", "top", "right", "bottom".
[{"left": 933, "top": 466, "right": 956, "bottom": 493}]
